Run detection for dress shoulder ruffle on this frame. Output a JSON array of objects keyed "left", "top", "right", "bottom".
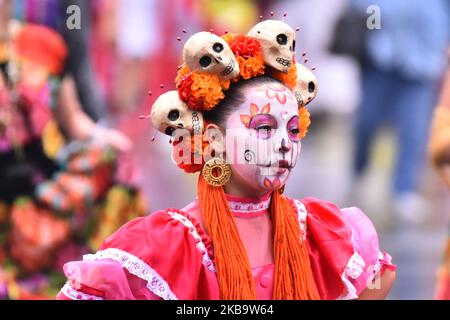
[
  {"left": 57, "top": 209, "right": 219, "bottom": 300},
  {"left": 299, "top": 197, "right": 395, "bottom": 299}
]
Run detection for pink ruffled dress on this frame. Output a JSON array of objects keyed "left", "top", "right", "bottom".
[{"left": 57, "top": 194, "right": 395, "bottom": 300}]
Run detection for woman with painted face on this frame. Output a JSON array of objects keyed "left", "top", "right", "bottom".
[{"left": 57, "top": 21, "right": 396, "bottom": 300}]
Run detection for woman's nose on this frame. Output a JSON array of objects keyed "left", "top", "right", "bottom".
[{"left": 278, "top": 138, "right": 292, "bottom": 153}]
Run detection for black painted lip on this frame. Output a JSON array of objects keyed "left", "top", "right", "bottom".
[
  {"left": 260, "top": 160, "right": 292, "bottom": 169},
  {"left": 278, "top": 160, "right": 290, "bottom": 168}
]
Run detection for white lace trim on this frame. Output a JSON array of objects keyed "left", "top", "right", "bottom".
[
  {"left": 373, "top": 251, "right": 386, "bottom": 274},
  {"left": 293, "top": 200, "right": 307, "bottom": 240},
  {"left": 83, "top": 248, "right": 178, "bottom": 300},
  {"left": 337, "top": 251, "right": 366, "bottom": 300},
  {"left": 366, "top": 251, "right": 393, "bottom": 285},
  {"left": 227, "top": 197, "right": 271, "bottom": 213},
  {"left": 166, "top": 211, "right": 216, "bottom": 273},
  {"left": 60, "top": 283, "right": 103, "bottom": 300},
  {"left": 292, "top": 200, "right": 367, "bottom": 300}
]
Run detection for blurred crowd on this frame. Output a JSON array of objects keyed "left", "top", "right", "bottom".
[{"left": 0, "top": 0, "right": 449, "bottom": 299}]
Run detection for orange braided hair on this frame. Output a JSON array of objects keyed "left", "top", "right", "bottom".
[{"left": 198, "top": 174, "right": 320, "bottom": 300}]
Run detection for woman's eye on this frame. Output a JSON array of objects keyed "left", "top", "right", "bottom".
[
  {"left": 290, "top": 128, "right": 299, "bottom": 135},
  {"left": 253, "top": 125, "right": 273, "bottom": 139},
  {"left": 288, "top": 127, "right": 300, "bottom": 142},
  {"left": 256, "top": 125, "right": 272, "bottom": 131}
]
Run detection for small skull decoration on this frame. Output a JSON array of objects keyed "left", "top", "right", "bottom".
[
  {"left": 294, "top": 63, "right": 318, "bottom": 106},
  {"left": 248, "top": 20, "right": 295, "bottom": 73},
  {"left": 183, "top": 31, "right": 240, "bottom": 80},
  {"left": 150, "top": 91, "right": 204, "bottom": 136}
]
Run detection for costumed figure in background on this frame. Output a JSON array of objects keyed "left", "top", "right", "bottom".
[
  {"left": 57, "top": 18, "right": 395, "bottom": 300},
  {"left": 429, "top": 53, "right": 450, "bottom": 300},
  {"left": 0, "top": 9, "right": 147, "bottom": 299}
]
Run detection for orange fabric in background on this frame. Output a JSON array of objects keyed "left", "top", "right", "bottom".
[{"left": 14, "top": 24, "right": 67, "bottom": 75}]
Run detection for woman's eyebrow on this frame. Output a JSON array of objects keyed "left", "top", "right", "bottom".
[{"left": 287, "top": 115, "right": 300, "bottom": 124}]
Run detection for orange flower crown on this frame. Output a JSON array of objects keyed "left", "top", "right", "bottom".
[{"left": 148, "top": 20, "right": 318, "bottom": 173}]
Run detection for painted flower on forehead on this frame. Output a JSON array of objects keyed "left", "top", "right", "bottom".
[
  {"left": 240, "top": 102, "right": 271, "bottom": 128},
  {"left": 260, "top": 82, "right": 292, "bottom": 105}
]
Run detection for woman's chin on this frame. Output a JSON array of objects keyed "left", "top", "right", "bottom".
[{"left": 259, "top": 173, "right": 289, "bottom": 191}]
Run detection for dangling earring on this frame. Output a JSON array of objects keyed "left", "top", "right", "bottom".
[{"left": 202, "top": 157, "right": 231, "bottom": 187}]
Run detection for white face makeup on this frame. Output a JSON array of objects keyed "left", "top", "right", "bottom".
[{"left": 223, "top": 82, "right": 301, "bottom": 193}]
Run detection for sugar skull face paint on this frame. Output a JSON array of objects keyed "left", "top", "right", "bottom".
[{"left": 224, "top": 82, "right": 301, "bottom": 193}]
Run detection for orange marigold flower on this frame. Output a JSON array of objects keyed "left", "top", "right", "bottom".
[
  {"left": 222, "top": 34, "right": 265, "bottom": 80},
  {"left": 230, "top": 34, "right": 262, "bottom": 58},
  {"left": 176, "top": 65, "right": 230, "bottom": 111},
  {"left": 173, "top": 135, "right": 209, "bottom": 173},
  {"left": 221, "top": 33, "right": 236, "bottom": 45},
  {"left": 298, "top": 106, "right": 311, "bottom": 139},
  {"left": 236, "top": 55, "right": 265, "bottom": 80},
  {"left": 190, "top": 72, "right": 229, "bottom": 110},
  {"left": 175, "top": 65, "right": 191, "bottom": 83}
]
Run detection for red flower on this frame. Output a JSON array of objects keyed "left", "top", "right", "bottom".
[
  {"left": 176, "top": 73, "right": 205, "bottom": 110},
  {"left": 230, "top": 35, "right": 262, "bottom": 59},
  {"left": 177, "top": 74, "right": 193, "bottom": 103},
  {"left": 173, "top": 135, "right": 207, "bottom": 173},
  {"left": 14, "top": 24, "right": 68, "bottom": 75}
]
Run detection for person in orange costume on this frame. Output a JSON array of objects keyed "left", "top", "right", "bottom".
[{"left": 429, "top": 52, "right": 450, "bottom": 300}]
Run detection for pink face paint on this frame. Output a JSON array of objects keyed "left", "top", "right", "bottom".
[
  {"left": 225, "top": 83, "right": 301, "bottom": 193},
  {"left": 248, "top": 114, "right": 277, "bottom": 140},
  {"left": 264, "top": 83, "right": 289, "bottom": 105},
  {"left": 286, "top": 90, "right": 295, "bottom": 101}
]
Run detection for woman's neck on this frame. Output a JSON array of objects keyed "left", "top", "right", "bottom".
[{"left": 224, "top": 175, "right": 268, "bottom": 200}]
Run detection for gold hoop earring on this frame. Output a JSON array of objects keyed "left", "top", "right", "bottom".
[{"left": 202, "top": 158, "right": 231, "bottom": 187}]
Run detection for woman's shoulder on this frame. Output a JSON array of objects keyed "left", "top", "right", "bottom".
[
  {"left": 100, "top": 205, "right": 213, "bottom": 267},
  {"left": 292, "top": 196, "right": 382, "bottom": 257},
  {"left": 290, "top": 196, "right": 395, "bottom": 299},
  {"left": 297, "top": 197, "right": 379, "bottom": 246},
  {"left": 58, "top": 204, "right": 216, "bottom": 300}
]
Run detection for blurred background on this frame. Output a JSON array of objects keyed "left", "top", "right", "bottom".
[{"left": 0, "top": 0, "right": 449, "bottom": 299}]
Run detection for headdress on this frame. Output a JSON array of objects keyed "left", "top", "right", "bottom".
[{"left": 147, "top": 19, "right": 318, "bottom": 172}]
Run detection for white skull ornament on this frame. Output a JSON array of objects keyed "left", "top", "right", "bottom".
[
  {"left": 248, "top": 20, "right": 295, "bottom": 73},
  {"left": 183, "top": 32, "right": 239, "bottom": 80},
  {"left": 150, "top": 91, "right": 204, "bottom": 136},
  {"left": 294, "top": 63, "right": 318, "bottom": 106}
]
